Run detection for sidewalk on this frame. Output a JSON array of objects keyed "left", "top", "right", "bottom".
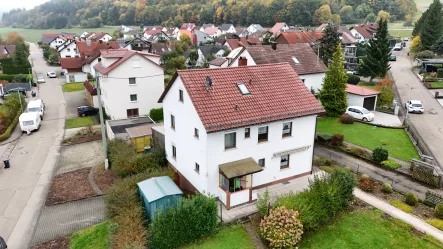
[
  {"left": 314, "top": 145, "right": 443, "bottom": 200},
  {"left": 355, "top": 188, "right": 443, "bottom": 243}
]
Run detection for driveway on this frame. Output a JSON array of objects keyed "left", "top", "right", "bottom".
[
  {"left": 372, "top": 111, "right": 402, "bottom": 127},
  {"left": 390, "top": 45, "right": 443, "bottom": 167},
  {"left": 57, "top": 141, "right": 104, "bottom": 175},
  {"left": 64, "top": 90, "right": 87, "bottom": 119}
]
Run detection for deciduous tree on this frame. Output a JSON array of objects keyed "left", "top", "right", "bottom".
[
  {"left": 376, "top": 10, "right": 390, "bottom": 22},
  {"left": 339, "top": 5, "right": 355, "bottom": 24},
  {"left": 313, "top": 5, "right": 332, "bottom": 25},
  {"left": 5, "top": 32, "right": 24, "bottom": 45}
]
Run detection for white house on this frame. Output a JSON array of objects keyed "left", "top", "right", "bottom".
[
  {"left": 193, "top": 46, "right": 227, "bottom": 67},
  {"left": 158, "top": 63, "right": 324, "bottom": 209},
  {"left": 346, "top": 84, "right": 380, "bottom": 111},
  {"left": 93, "top": 33, "right": 113, "bottom": 42},
  {"left": 246, "top": 24, "right": 264, "bottom": 34},
  {"left": 59, "top": 57, "right": 88, "bottom": 83},
  {"left": 49, "top": 36, "right": 68, "bottom": 49},
  {"left": 271, "top": 22, "right": 289, "bottom": 34},
  {"left": 80, "top": 31, "right": 89, "bottom": 38},
  {"left": 94, "top": 49, "right": 163, "bottom": 120},
  {"left": 121, "top": 25, "right": 133, "bottom": 33},
  {"left": 222, "top": 43, "right": 328, "bottom": 93},
  {"left": 349, "top": 25, "right": 373, "bottom": 43},
  {"left": 220, "top": 24, "right": 236, "bottom": 34},
  {"left": 58, "top": 40, "right": 80, "bottom": 58},
  {"left": 203, "top": 27, "right": 222, "bottom": 39},
  {"left": 200, "top": 24, "right": 215, "bottom": 32}
]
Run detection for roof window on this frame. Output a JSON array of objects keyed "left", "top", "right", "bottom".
[
  {"left": 237, "top": 83, "right": 250, "bottom": 95},
  {"left": 292, "top": 56, "right": 300, "bottom": 64}
]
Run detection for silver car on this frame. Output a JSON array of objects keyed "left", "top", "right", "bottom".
[{"left": 37, "top": 75, "right": 45, "bottom": 83}]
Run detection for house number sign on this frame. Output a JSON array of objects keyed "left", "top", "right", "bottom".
[{"left": 273, "top": 145, "right": 311, "bottom": 157}]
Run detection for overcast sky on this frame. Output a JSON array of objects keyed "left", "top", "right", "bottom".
[{"left": 1, "top": 0, "right": 49, "bottom": 12}]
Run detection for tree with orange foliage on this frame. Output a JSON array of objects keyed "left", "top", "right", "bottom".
[
  {"left": 5, "top": 32, "right": 25, "bottom": 45},
  {"left": 376, "top": 76, "right": 395, "bottom": 107}
]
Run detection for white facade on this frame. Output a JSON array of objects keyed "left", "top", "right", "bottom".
[
  {"left": 97, "top": 54, "right": 163, "bottom": 120},
  {"left": 82, "top": 57, "right": 100, "bottom": 77},
  {"left": 80, "top": 32, "right": 89, "bottom": 38},
  {"left": 246, "top": 24, "right": 263, "bottom": 34},
  {"left": 66, "top": 73, "right": 87, "bottom": 83},
  {"left": 58, "top": 41, "right": 80, "bottom": 58},
  {"left": 350, "top": 29, "right": 368, "bottom": 43},
  {"left": 163, "top": 76, "right": 316, "bottom": 208},
  {"left": 121, "top": 25, "right": 133, "bottom": 33},
  {"left": 346, "top": 93, "right": 378, "bottom": 110},
  {"left": 221, "top": 25, "right": 236, "bottom": 34},
  {"left": 49, "top": 37, "right": 66, "bottom": 49},
  {"left": 97, "top": 34, "right": 113, "bottom": 42}
]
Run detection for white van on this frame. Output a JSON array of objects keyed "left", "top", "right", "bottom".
[
  {"left": 19, "top": 112, "right": 41, "bottom": 133},
  {"left": 27, "top": 99, "right": 45, "bottom": 119}
]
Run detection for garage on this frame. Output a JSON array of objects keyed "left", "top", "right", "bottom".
[{"left": 346, "top": 84, "right": 380, "bottom": 111}]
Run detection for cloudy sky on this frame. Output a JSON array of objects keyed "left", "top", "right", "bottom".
[{"left": 1, "top": 0, "right": 49, "bottom": 12}]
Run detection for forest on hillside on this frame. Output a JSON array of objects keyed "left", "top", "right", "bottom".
[{"left": 1, "top": 0, "right": 417, "bottom": 29}]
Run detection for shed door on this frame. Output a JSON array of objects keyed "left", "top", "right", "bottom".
[
  {"left": 132, "top": 135, "right": 152, "bottom": 153},
  {"left": 363, "top": 96, "right": 376, "bottom": 111}
]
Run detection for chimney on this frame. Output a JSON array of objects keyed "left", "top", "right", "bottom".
[
  {"left": 271, "top": 42, "right": 277, "bottom": 50},
  {"left": 238, "top": 56, "right": 247, "bottom": 66}
]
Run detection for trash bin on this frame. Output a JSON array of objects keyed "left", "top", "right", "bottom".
[
  {"left": 144, "top": 147, "right": 151, "bottom": 153},
  {"left": 3, "top": 160, "right": 10, "bottom": 169}
]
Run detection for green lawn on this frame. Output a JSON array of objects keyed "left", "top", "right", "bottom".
[
  {"left": 300, "top": 209, "right": 442, "bottom": 249},
  {"left": 0, "top": 26, "right": 119, "bottom": 43},
  {"left": 357, "top": 82, "right": 377, "bottom": 90},
  {"left": 316, "top": 118, "right": 420, "bottom": 161},
  {"left": 388, "top": 22, "right": 412, "bottom": 29},
  {"left": 388, "top": 29, "right": 413, "bottom": 39},
  {"left": 181, "top": 225, "right": 255, "bottom": 249},
  {"left": 65, "top": 116, "right": 95, "bottom": 129},
  {"left": 428, "top": 82, "right": 443, "bottom": 88},
  {"left": 62, "top": 82, "right": 85, "bottom": 92},
  {"left": 70, "top": 222, "right": 109, "bottom": 249}
]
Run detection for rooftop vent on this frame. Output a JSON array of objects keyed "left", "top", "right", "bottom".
[{"left": 237, "top": 83, "right": 250, "bottom": 95}]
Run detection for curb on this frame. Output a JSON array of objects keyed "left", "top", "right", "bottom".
[
  {"left": 89, "top": 166, "right": 104, "bottom": 196},
  {"left": 48, "top": 194, "right": 104, "bottom": 206}
]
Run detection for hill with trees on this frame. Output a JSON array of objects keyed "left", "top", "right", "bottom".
[{"left": 1, "top": 0, "right": 417, "bottom": 29}]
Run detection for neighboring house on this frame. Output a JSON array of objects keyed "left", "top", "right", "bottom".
[
  {"left": 223, "top": 39, "right": 241, "bottom": 50},
  {"left": 49, "top": 36, "right": 69, "bottom": 49},
  {"left": 81, "top": 51, "right": 101, "bottom": 77},
  {"left": 84, "top": 80, "right": 99, "bottom": 108},
  {"left": 60, "top": 57, "right": 87, "bottom": 83},
  {"left": 165, "top": 27, "right": 180, "bottom": 39},
  {"left": 41, "top": 34, "right": 59, "bottom": 45},
  {"left": 271, "top": 22, "right": 289, "bottom": 34},
  {"left": 77, "top": 40, "right": 120, "bottom": 57},
  {"left": 158, "top": 63, "right": 324, "bottom": 209},
  {"left": 245, "top": 30, "right": 274, "bottom": 45},
  {"left": 180, "top": 23, "right": 196, "bottom": 31},
  {"left": 346, "top": 84, "right": 380, "bottom": 111},
  {"left": 360, "top": 23, "right": 378, "bottom": 36},
  {"left": 350, "top": 25, "right": 373, "bottom": 43},
  {"left": 58, "top": 40, "right": 80, "bottom": 58},
  {"left": 124, "top": 37, "right": 152, "bottom": 52},
  {"left": 80, "top": 31, "right": 89, "bottom": 39},
  {"left": 194, "top": 30, "right": 212, "bottom": 45},
  {"left": 93, "top": 49, "right": 163, "bottom": 120},
  {"left": 196, "top": 45, "right": 227, "bottom": 67},
  {"left": 0, "top": 45, "right": 16, "bottom": 58},
  {"left": 145, "top": 30, "right": 170, "bottom": 43},
  {"left": 151, "top": 42, "right": 171, "bottom": 56},
  {"left": 246, "top": 24, "right": 264, "bottom": 34},
  {"left": 274, "top": 31, "right": 323, "bottom": 46},
  {"left": 203, "top": 27, "right": 222, "bottom": 39},
  {"left": 340, "top": 29, "right": 359, "bottom": 71},
  {"left": 121, "top": 25, "right": 133, "bottom": 33},
  {"left": 223, "top": 43, "right": 327, "bottom": 92},
  {"left": 220, "top": 24, "right": 236, "bottom": 34},
  {"left": 200, "top": 24, "right": 215, "bottom": 32},
  {"left": 236, "top": 28, "right": 249, "bottom": 37},
  {"left": 87, "top": 32, "right": 113, "bottom": 42},
  {"left": 209, "top": 57, "right": 228, "bottom": 68},
  {"left": 123, "top": 29, "right": 140, "bottom": 40}
]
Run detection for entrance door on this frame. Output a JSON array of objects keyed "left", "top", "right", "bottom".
[{"left": 363, "top": 96, "right": 376, "bottom": 110}]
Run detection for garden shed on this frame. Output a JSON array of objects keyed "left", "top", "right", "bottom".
[
  {"left": 137, "top": 176, "right": 183, "bottom": 222},
  {"left": 346, "top": 84, "right": 380, "bottom": 111}
]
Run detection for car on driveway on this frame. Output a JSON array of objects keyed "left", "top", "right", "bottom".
[
  {"left": 37, "top": 75, "right": 45, "bottom": 83},
  {"left": 3, "top": 87, "right": 26, "bottom": 98},
  {"left": 389, "top": 55, "right": 397, "bottom": 61},
  {"left": 403, "top": 37, "right": 409, "bottom": 42},
  {"left": 405, "top": 100, "right": 424, "bottom": 113},
  {"left": 345, "top": 106, "right": 375, "bottom": 122},
  {"left": 47, "top": 72, "right": 57, "bottom": 78},
  {"left": 77, "top": 106, "right": 98, "bottom": 117}
]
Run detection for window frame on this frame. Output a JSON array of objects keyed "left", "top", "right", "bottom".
[
  {"left": 224, "top": 132, "right": 236, "bottom": 150},
  {"left": 126, "top": 108, "right": 139, "bottom": 118},
  {"left": 172, "top": 145, "right": 176, "bottom": 159},
  {"left": 280, "top": 155, "right": 290, "bottom": 169},
  {"left": 245, "top": 127, "right": 250, "bottom": 138},
  {"left": 179, "top": 89, "right": 184, "bottom": 102},
  {"left": 171, "top": 114, "right": 175, "bottom": 129},
  {"left": 282, "top": 122, "right": 292, "bottom": 137},
  {"left": 194, "top": 128, "right": 199, "bottom": 138},
  {"left": 130, "top": 94, "right": 137, "bottom": 102},
  {"left": 258, "top": 158, "right": 265, "bottom": 167},
  {"left": 129, "top": 77, "right": 136, "bottom": 85},
  {"left": 258, "top": 126, "right": 268, "bottom": 143},
  {"left": 195, "top": 163, "right": 200, "bottom": 173}
]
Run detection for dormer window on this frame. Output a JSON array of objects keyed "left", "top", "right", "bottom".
[
  {"left": 237, "top": 83, "right": 250, "bottom": 95},
  {"left": 292, "top": 56, "right": 300, "bottom": 64}
]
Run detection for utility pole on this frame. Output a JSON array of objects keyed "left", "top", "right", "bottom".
[
  {"left": 28, "top": 68, "right": 32, "bottom": 92},
  {"left": 96, "top": 75, "right": 109, "bottom": 169}
]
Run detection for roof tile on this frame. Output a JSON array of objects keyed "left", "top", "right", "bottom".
[{"left": 346, "top": 84, "right": 380, "bottom": 96}]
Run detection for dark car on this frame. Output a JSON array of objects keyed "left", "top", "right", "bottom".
[
  {"left": 389, "top": 55, "right": 397, "bottom": 61},
  {"left": 77, "top": 106, "right": 98, "bottom": 117},
  {"left": 0, "top": 236, "right": 7, "bottom": 249},
  {"left": 3, "top": 87, "right": 26, "bottom": 98}
]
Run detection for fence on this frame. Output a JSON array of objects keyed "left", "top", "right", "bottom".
[{"left": 425, "top": 191, "right": 443, "bottom": 207}]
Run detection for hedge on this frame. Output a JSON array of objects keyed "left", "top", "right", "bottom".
[
  {"left": 0, "top": 74, "right": 15, "bottom": 82},
  {"left": 0, "top": 58, "right": 13, "bottom": 65},
  {"left": 0, "top": 110, "right": 21, "bottom": 142},
  {"left": 149, "top": 108, "right": 163, "bottom": 122},
  {"left": 438, "top": 69, "right": 443, "bottom": 78},
  {"left": 346, "top": 74, "right": 360, "bottom": 85},
  {"left": 2, "top": 64, "right": 32, "bottom": 74},
  {"left": 150, "top": 194, "right": 218, "bottom": 249}
]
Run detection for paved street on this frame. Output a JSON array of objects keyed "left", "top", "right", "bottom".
[
  {"left": 0, "top": 43, "right": 65, "bottom": 248},
  {"left": 390, "top": 45, "right": 443, "bottom": 167}
]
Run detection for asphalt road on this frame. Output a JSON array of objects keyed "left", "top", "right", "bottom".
[
  {"left": 0, "top": 43, "right": 65, "bottom": 248},
  {"left": 390, "top": 44, "right": 443, "bottom": 167}
]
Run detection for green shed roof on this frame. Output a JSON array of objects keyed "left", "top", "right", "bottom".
[{"left": 137, "top": 176, "right": 183, "bottom": 202}]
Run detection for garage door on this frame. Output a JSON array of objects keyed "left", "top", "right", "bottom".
[{"left": 363, "top": 96, "right": 376, "bottom": 110}]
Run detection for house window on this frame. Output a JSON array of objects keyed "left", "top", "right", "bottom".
[
  {"left": 280, "top": 155, "right": 290, "bottom": 169},
  {"left": 301, "top": 79, "right": 305, "bottom": 83},
  {"left": 258, "top": 126, "right": 268, "bottom": 143},
  {"left": 237, "top": 83, "right": 250, "bottom": 95},
  {"left": 292, "top": 56, "right": 300, "bottom": 64},
  {"left": 129, "top": 78, "right": 136, "bottom": 85},
  {"left": 258, "top": 158, "right": 265, "bottom": 167},
  {"left": 130, "top": 94, "right": 137, "bottom": 101},
  {"left": 172, "top": 145, "right": 176, "bottom": 159},
  {"left": 171, "top": 115, "right": 175, "bottom": 129},
  {"left": 66, "top": 55, "right": 71, "bottom": 58},
  {"left": 282, "top": 122, "right": 292, "bottom": 137},
  {"left": 67, "top": 48, "right": 70, "bottom": 52},
  {"left": 179, "top": 89, "right": 184, "bottom": 102},
  {"left": 219, "top": 174, "right": 251, "bottom": 193},
  {"left": 195, "top": 163, "right": 200, "bottom": 173},
  {"left": 224, "top": 132, "right": 236, "bottom": 149},
  {"left": 127, "top": 108, "right": 139, "bottom": 118},
  {"left": 245, "top": 127, "right": 250, "bottom": 138},
  {"left": 194, "top": 128, "right": 199, "bottom": 138},
  {"left": 74, "top": 48, "right": 77, "bottom": 51}
]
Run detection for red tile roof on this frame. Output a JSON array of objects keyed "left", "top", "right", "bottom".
[
  {"left": 93, "top": 32, "right": 110, "bottom": 40},
  {"left": 209, "top": 57, "right": 227, "bottom": 66},
  {"left": 159, "top": 63, "right": 324, "bottom": 132},
  {"left": 60, "top": 57, "right": 83, "bottom": 69},
  {"left": 83, "top": 80, "right": 97, "bottom": 96},
  {"left": 275, "top": 31, "right": 323, "bottom": 44},
  {"left": 271, "top": 23, "right": 286, "bottom": 34},
  {"left": 180, "top": 23, "right": 195, "bottom": 30},
  {"left": 224, "top": 39, "right": 240, "bottom": 50},
  {"left": 94, "top": 49, "right": 160, "bottom": 75},
  {"left": 42, "top": 33, "right": 59, "bottom": 38},
  {"left": 145, "top": 29, "right": 162, "bottom": 36},
  {"left": 352, "top": 25, "right": 373, "bottom": 39},
  {"left": 361, "top": 23, "right": 378, "bottom": 34},
  {"left": 245, "top": 44, "right": 328, "bottom": 75},
  {"left": 203, "top": 27, "right": 220, "bottom": 35},
  {"left": 346, "top": 84, "right": 380, "bottom": 96},
  {"left": 77, "top": 41, "right": 119, "bottom": 57}
]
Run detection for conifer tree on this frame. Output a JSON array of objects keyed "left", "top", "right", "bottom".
[
  {"left": 319, "top": 45, "right": 348, "bottom": 117},
  {"left": 420, "top": 0, "right": 443, "bottom": 50},
  {"left": 319, "top": 22, "right": 340, "bottom": 66}
]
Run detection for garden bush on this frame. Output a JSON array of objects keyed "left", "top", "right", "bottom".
[
  {"left": 313, "top": 157, "right": 333, "bottom": 166},
  {"left": 382, "top": 183, "right": 393, "bottom": 194},
  {"left": 348, "top": 147, "right": 371, "bottom": 159},
  {"left": 87, "top": 72, "right": 93, "bottom": 80},
  {"left": 346, "top": 74, "right": 360, "bottom": 85},
  {"left": 381, "top": 160, "right": 402, "bottom": 169},
  {"left": 435, "top": 203, "right": 443, "bottom": 219},
  {"left": 0, "top": 74, "right": 15, "bottom": 82},
  {"left": 274, "top": 168, "right": 356, "bottom": 231},
  {"left": 317, "top": 133, "right": 332, "bottom": 142},
  {"left": 257, "top": 188, "right": 270, "bottom": 217},
  {"left": 150, "top": 194, "right": 218, "bottom": 249},
  {"left": 390, "top": 200, "right": 413, "bottom": 213},
  {"left": 438, "top": 68, "right": 443, "bottom": 78},
  {"left": 416, "top": 50, "right": 435, "bottom": 59},
  {"left": 149, "top": 108, "right": 163, "bottom": 122},
  {"left": 359, "top": 178, "right": 375, "bottom": 192},
  {"left": 331, "top": 133, "right": 344, "bottom": 146},
  {"left": 406, "top": 192, "right": 419, "bottom": 206},
  {"left": 260, "top": 206, "right": 303, "bottom": 248},
  {"left": 319, "top": 166, "right": 334, "bottom": 173},
  {"left": 372, "top": 146, "right": 389, "bottom": 163},
  {"left": 340, "top": 113, "right": 354, "bottom": 124},
  {"left": 361, "top": 174, "right": 370, "bottom": 180},
  {"left": 13, "top": 74, "right": 27, "bottom": 83}
]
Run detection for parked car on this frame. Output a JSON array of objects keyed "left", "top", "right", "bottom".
[
  {"left": 77, "top": 106, "right": 98, "bottom": 116},
  {"left": 403, "top": 37, "right": 409, "bottom": 42},
  {"left": 405, "top": 100, "right": 424, "bottom": 113},
  {"left": 393, "top": 43, "right": 402, "bottom": 51},
  {"left": 27, "top": 99, "right": 45, "bottom": 120},
  {"left": 37, "top": 75, "right": 45, "bottom": 83},
  {"left": 389, "top": 55, "right": 397, "bottom": 61},
  {"left": 0, "top": 236, "right": 7, "bottom": 249},
  {"left": 3, "top": 87, "right": 26, "bottom": 98},
  {"left": 346, "top": 70, "right": 359, "bottom": 75},
  {"left": 47, "top": 72, "right": 57, "bottom": 78},
  {"left": 19, "top": 112, "right": 41, "bottom": 133},
  {"left": 345, "top": 106, "right": 375, "bottom": 122}
]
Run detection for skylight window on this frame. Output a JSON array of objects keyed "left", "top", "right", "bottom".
[
  {"left": 237, "top": 83, "right": 250, "bottom": 95},
  {"left": 292, "top": 56, "right": 300, "bottom": 64}
]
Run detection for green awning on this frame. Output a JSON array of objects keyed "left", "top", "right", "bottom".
[{"left": 219, "top": 157, "right": 263, "bottom": 179}]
